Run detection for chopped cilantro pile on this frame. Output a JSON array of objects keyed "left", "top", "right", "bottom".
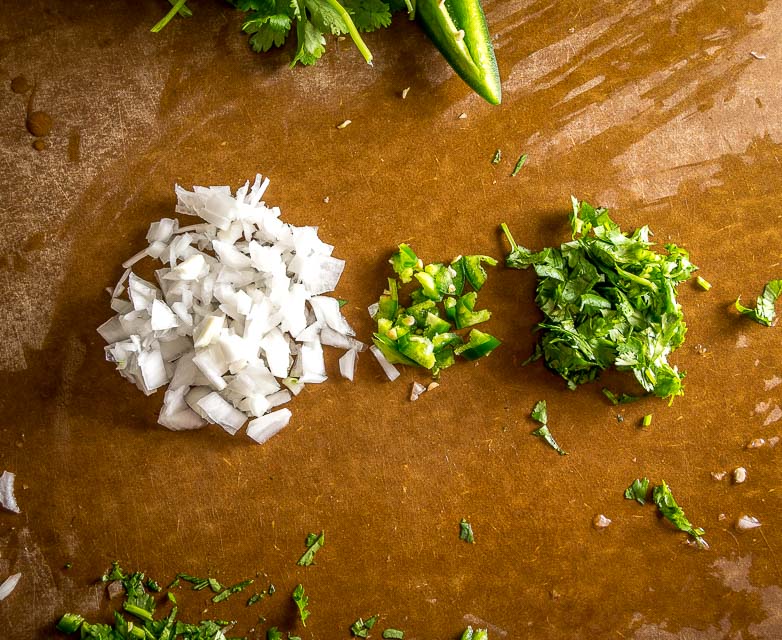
[
  {"left": 372, "top": 244, "right": 501, "bottom": 376},
  {"left": 735, "top": 279, "right": 782, "bottom": 326},
  {"left": 530, "top": 400, "right": 567, "bottom": 455},
  {"left": 57, "top": 563, "right": 241, "bottom": 640},
  {"left": 502, "top": 197, "right": 697, "bottom": 401}
]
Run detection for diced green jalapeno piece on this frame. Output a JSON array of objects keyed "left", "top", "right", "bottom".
[
  {"left": 424, "top": 312, "right": 452, "bottom": 337},
  {"left": 414, "top": 270, "right": 441, "bottom": 301},
  {"left": 454, "top": 329, "right": 501, "bottom": 360},
  {"left": 372, "top": 334, "right": 417, "bottom": 366},
  {"left": 390, "top": 244, "right": 420, "bottom": 283},
  {"left": 455, "top": 292, "right": 491, "bottom": 328},
  {"left": 443, "top": 296, "right": 458, "bottom": 321},
  {"left": 397, "top": 333, "right": 436, "bottom": 369},
  {"left": 464, "top": 255, "right": 498, "bottom": 291}
]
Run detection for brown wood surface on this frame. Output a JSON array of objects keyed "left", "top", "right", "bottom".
[{"left": 1, "top": 1, "right": 782, "bottom": 638}]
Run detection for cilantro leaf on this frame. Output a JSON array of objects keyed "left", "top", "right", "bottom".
[
  {"left": 292, "top": 584, "right": 310, "bottom": 626},
  {"left": 305, "top": 0, "right": 349, "bottom": 35},
  {"left": 652, "top": 481, "right": 705, "bottom": 542},
  {"left": 624, "top": 477, "right": 649, "bottom": 505},
  {"left": 297, "top": 530, "right": 325, "bottom": 566},
  {"left": 530, "top": 400, "right": 567, "bottom": 455},
  {"left": 459, "top": 518, "right": 475, "bottom": 544},
  {"left": 267, "top": 627, "right": 284, "bottom": 640},
  {"left": 291, "top": 14, "right": 327, "bottom": 66},
  {"left": 735, "top": 279, "right": 782, "bottom": 326},
  {"left": 342, "top": 0, "right": 392, "bottom": 31},
  {"left": 530, "top": 400, "right": 547, "bottom": 425}
]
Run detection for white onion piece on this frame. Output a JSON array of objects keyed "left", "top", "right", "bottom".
[
  {"left": 247, "top": 408, "right": 292, "bottom": 444},
  {"left": 0, "top": 471, "right": 20, "bottom": 514},
  {"left": 367, "top": 302, "right": 379, "bottom": 319},
  {"left": 736, "top": 515, "right": 761, "bottom": 531},
  {"left": 0, "top": 573, "right": 21, "bottom": 601},
  {"left": 267, "top": 389, "right": 292, "bottom": 408},
  {"left": 197, "top": 392, "right": 246, "bottom": 434},
  {"left": 339, "top": 349, "right": 357, "bottom": 381},
  {"left": 410, "top": 381, "right": 426, "bottom": 401},
  {"left": 99, "top": 175, "right": 356, "bottom": 444},
  {"left": 370, "top": 345, "right": 400, "bottom": 381}
]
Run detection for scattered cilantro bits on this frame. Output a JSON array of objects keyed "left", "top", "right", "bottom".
[
  {"left": 297, "top": 530, "right": 325, "bottom": 566},
  {"left": 57, "top": 564, "right": 237, "bottom": 640},
  {"left": 625, "top": 478, "right": 707, "bottom": 548},
  {"left": 459, "top": 518, "right": 475, "bottom": 544},
  {"left": 510, "top": 153, "right": 527, "bottom": 177},
  {"left": 370, "top": 244, "right": 501, "bottom": 378},
  {"left": 351, "top": 614, "right": 379, "bottom": 638},
  {"left": 735, "top": 279, "right": 782, "bottom": 326},
  {"left": 530, "top": 400, "right": 567, "bottom": 455},
  {"left": 624, "top": 477, "right": 650, "bottom": 505},
  {"left": 292, "top": 584, "right": 310, "bottom": 626},
  {"left": 502, "top": 197, "right": 697, "bottom": 401}
]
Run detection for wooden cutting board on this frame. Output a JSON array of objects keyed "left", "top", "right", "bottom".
[{"left": 1, "top": 1, "right": 781, "bottom": 637}]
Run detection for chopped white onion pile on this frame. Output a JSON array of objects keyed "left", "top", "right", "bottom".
[
  {"left": 98, "top": 175, "right": 365, "bottom": 443},
  {"left": 0, "top": 471, "right": 19, "bottom": 514},
  {"left": 0, "top": 573, "right": 21, "bottom": 601}
]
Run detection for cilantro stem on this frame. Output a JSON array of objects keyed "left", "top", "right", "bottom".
[
  {"left": 499, "top": 223, "right": 518, "bottom": 252},
  {"left": 323, "top": 0, "right": 373, "bottom": 65},
  {"left": 511, "top": 153, "right": 528, "bottom": 177},
  {"left": 696, "top": 276, "right": 712, "bottom": 291},
  {"left": 151, "top": 0, "right": 188, "bottom": 33}
]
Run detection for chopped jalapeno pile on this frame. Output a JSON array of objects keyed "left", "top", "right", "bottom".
[{"left": 371, "top": 244, "right": 501, "bottom": 377}]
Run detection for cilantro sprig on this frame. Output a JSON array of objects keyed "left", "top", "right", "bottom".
[
  {"left": 372, "top": 244, "right": 501, "bottom": 377},
  {"left": 735, "top": 279, "right": 782, "bottom": 326},
  {"left": 502, "top": 197, "right": 697, "bottom": 401}
]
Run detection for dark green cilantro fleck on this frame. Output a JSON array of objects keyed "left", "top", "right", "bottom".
[
  {"left": 351, "top": 615, "right": 379, "bottom": 638},
  {"left": 267, "top": 627, "right": 283, "bottom": 640},
  {"left": 502, "top": 197, "right": 697, "bottom": 401},
  {"left": 147, "top": 578, "right": 162, "bottom": 593},
  {"left": 735, "top": 279, "right": 782, "bottom": 326},
  {"left": 212, "top": 578, "right": 254, "bottom": 603},
  {"left": 459, "top": 518, "right": 475, "bottom": 544},
  {"left": 268, "top": 583, "right": 276, "bottom": 596},
  {"left": 624, "top": 477, "right": 650, "bottom": 505},
  {"left": 652, "top": 481, "right": 706, "bottom": 544},
  {"left": 530, "top": 400, "right": 567, "bottom": 456},
  {"left": 491, "top": 149, "right": 501, "bottom": 165},
  {"left": 247, "top": 593, "right": 263, "bottom": 606},
  {"left": 292, "top": 584, "right": 310, "bottom": 626},
  {"left": 510, "top": 153, "right": 527, "bottom": 177},
  {"left": 602, "top": 389, "right": 643, "bottom": 405},
  {"left": 297, "top": 530, "right": 325, "bottom": 566}
]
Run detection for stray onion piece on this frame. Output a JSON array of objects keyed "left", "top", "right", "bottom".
[{"left": 98, "top": 175, "right": 364, "bottom": 442}]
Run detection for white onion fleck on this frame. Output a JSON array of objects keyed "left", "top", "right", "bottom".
[
  {"left": 736, "top": 515, "right": 761, "bottom": 531},
  {"left": 410, "top": 381, "right": 426, "bottom": 401},
  {"left": 593, "top": 514, "right": 611, "bottom": 528},
  {"left": 0, "top": 573, "right": 21, "bottom": 601},
  {"left": 0, "top": 471, "right": 20, "bottom": 514},
  {"left": 370, "top": 345, "right": 400, "bottom": 381},
  {"left": 98, "top": 176, "right": 355, "bottom": 444},
  {"left": 339, "top": 349, "right": 357, "bottom": 381},
  {"left": 732, "top": 467, "right": 747, "bottom": 484}
]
